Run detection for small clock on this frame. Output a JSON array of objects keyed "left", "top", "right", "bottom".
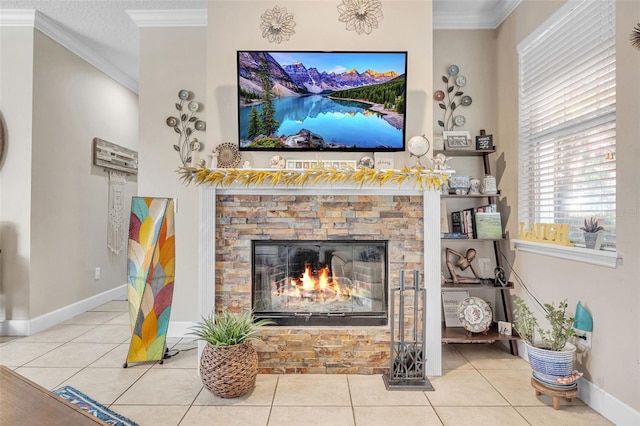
[
  {"left": 447, "top": 64, "right": 459, "bottom": 76},
  {"left": 454, "top": 115, "right": 466, "bottom": 127},
  {"left": 455, "top": 75, "right": 467, "bottom": 87}
]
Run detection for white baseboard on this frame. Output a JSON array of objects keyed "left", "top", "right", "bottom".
[
  {"left": 0, "top": 284, "right": 127, "bottom": 336},
  {"left": 517, "top": 340, "right": 639, "bottom": 424},
  {"left": 577, "top": 377, "right": 640, "bottom": 426}
]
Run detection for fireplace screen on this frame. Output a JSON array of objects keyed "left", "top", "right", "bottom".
[{"left": 252, "top": 240, "right": 388, "bottom": 326}]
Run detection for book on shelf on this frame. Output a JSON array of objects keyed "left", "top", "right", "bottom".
[
  {"left": 475, "top": 212, "right": 503, "bottom": 239},
  {"left": 462, "top": 208, "right": 475, "bottom": 238},
  {"left": 441, "top": 232, "right": 470, "bottom": 239},
  {"left": 451, "top": 211, "right": 462, "bottom": 233}
]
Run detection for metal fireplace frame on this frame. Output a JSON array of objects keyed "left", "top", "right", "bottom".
[{"left": 251, "top": 239, "right": 389, "bottom": 327}]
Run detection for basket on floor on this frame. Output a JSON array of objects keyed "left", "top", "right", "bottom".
[{"left": 199, "top": 341, "right": 258, "bottom": 398}]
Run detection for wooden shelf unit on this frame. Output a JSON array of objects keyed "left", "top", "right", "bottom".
[{"left": 440, "top": 148, "right": 519, "bottom": 356}]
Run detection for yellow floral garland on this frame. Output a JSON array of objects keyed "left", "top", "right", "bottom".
[{"left": 178, "top": 166, "right": 447, "bottom": 190}]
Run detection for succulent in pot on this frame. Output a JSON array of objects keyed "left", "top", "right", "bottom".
[
  {"left": 580, "top": 217, "right": 604, "bottom": 249},
  {"left": 189, "top": 308, "right": 273, "bottom": 398}
]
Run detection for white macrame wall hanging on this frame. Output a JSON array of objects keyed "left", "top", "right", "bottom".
[{"left": 107, "top": 170, "right": 129, "bottom": 254}]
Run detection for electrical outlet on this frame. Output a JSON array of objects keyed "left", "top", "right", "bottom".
[
  {"left": 94, "top": 267, "right": 101, "bottom": 280},
  {"left": 574, "top": 328, "right": 592, "bottom": 349}
]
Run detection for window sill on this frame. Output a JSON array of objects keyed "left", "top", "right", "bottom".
[{"left": 511, "top": 239, "right": 620, "bottom": 268}]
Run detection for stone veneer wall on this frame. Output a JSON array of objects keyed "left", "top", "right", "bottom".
[{"left": 215, "top": 194, "right": 424, "bottom": 374}]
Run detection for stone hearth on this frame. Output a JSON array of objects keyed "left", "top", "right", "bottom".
[{"left": 199, "top": 183, "right": 442, "bottom": 376}]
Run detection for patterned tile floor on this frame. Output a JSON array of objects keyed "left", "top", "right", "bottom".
[{"left": 0, "top": 301, "right": 612, "bottom": 425}]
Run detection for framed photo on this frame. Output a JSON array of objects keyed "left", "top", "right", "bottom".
[{"left": 443, "top": 131, "right": 472, "bottom": 150}]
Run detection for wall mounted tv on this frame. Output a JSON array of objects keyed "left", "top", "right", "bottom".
[{"left": 237, "top": 51, "right": 408, "bottom": 152}]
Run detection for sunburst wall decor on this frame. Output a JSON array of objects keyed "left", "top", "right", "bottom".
[
  {"left": 260, "top": 6, "right": 296, "bottom": 44},
  {"left": 337, "top": 0, "right": 384, "bottom": 35},
  {"left": 631, "top": 23, "right": 640, "bottom": 51}
]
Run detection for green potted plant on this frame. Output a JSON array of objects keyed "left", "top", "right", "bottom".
[
  {"left": 580, "top": 217, "right": 604, "bottom": 249},
  {"left": 513, "top": 297, "right": 577, "bottom": 378},
  {"left": 189, "top": 308, "right": 273, "bottom": 398}
]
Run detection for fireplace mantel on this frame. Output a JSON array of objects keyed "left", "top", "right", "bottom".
[{"left": 198, "top": 180, "right": 443, "bottom": 376}]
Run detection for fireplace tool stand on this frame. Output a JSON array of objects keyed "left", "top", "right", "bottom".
[{"left": 383, "top": 270, "right": 434, "bottom": 391}]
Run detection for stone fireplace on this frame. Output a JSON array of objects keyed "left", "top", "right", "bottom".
[{"left": 199, "top": 184, "right": 442, "bottom": 375}]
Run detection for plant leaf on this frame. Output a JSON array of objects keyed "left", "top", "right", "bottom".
[
  {"left": 447, "top": 86, "right": 454, "bottom": 93},
  {"left": 451, "top": 102, "right": 457, "bottom": 110},
  {"left": 442, "top": 75, "right": 448, "bottom": 83},
  {"left": 186, "top": 128, "right": 192, "bottom": 136},
  {"left": 175, "top": 103, "right": 182, "bottom": 111},
  {"left": 189, "top": 116, "right": 197, "bottom": 122},
  {"left": 455, "top": 91, "right": 463, "bottom": 96},
  {"left": 437, "top": 120, "right": 445, "bottom": 127},
  {"left": 173, "top": 127, "right": 181, "bottom": 134},
  {"left": 173, "top": 145, "right": 180, "bottom": 151},
  {"left": 181, "top": 113, "right": 187, "bottom": 121},
  {"left": 438, "top": 103, "right": 446, "bottom": 110}
]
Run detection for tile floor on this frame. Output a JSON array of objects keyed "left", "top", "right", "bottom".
[{"left": 0, "top": 301, "right": 612, "bottom": 426}]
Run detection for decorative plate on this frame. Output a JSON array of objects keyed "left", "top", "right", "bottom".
[
  {"left": 455, "top": 75, "right": 467, "bottom": 87},
  {"left": 448, "top": 64, "right": 460, "bottom": 76},
  {"left": 358, "top": 156, "right": 375, "bottom": 169},
  {"left": 454, "top": 115, "right": 466, "bottom": 127},
  {"left": 461, "top": 95, "right": 473, "bottom": 106},
  {"left": 215, "top": 142, "right": 241, "bottom": 168},
  {"left": 434, "top": 90, "right": 445, "bottom": 101},
  {"left": 457, "top": 296, "right": 492, "bottom": 333}
]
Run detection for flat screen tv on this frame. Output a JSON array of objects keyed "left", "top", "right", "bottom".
[{"left": 237, "top": 51, "right": 408, "bottom": 152}]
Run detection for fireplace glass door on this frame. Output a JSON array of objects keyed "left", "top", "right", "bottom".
[{"left": 252, "top": 240, "right": 388, "bottom": 326}]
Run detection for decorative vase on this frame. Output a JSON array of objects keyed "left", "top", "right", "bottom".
[
  {"left": 525, "top": 342, "right": 576, "bottom": 378},
  {"left": 199, "top": 341, "right": 258, "bottom": 398},
  {"left": 584, "top": 232, "right": 601, "bottom": 249}
]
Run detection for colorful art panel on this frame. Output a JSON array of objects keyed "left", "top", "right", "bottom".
[{"left": 125, "top": 197, "right": 175, "bottom": 366}]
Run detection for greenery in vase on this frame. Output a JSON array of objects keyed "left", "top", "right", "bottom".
[
  {"left": 513, "top": 297, "right": 576, "bottom": 351},
  {"left": 189, "top": 308, "right": 273, "bottom": 346}
]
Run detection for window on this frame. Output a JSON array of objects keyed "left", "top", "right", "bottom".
[{"left": 518, "top": 0, "right": 616, "bottom": 250}]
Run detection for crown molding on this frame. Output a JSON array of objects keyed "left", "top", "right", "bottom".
[
  {"left": 433, "top": 0, "right": 522, "bottom": 30},
  {"left": 127, "top": 9, "right": 207, "bottom": 27},
  {"left": 0, "top": 9, "right": 138, "bottom": 93}
]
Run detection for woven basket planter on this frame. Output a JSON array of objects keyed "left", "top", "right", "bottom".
[
  {"left": 526, "top": 342, "right": 576, "bottom": 378},
  {"left": 199, "top": 341, "right": 258, "bottom": 398}
]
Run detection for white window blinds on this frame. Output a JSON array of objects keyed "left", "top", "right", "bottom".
[{"left": 518, "top": 0, "right": 616, "bottom": 249}]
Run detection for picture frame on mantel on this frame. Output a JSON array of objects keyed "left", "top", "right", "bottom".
[{"left": 443, "top": 131, "right": 472, "bottom": 150}]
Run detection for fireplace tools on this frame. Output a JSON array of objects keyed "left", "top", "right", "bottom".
[{"left": 383, "top": 270, "right": 434, "bottom": 391}]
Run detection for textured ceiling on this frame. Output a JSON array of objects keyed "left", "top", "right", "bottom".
[{"left": 0, "top": 0, "right": 519, "bottom": 93}]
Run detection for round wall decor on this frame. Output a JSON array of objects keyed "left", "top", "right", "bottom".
[{"left": 215, "top": 142, "right": 241, "bottom": 168}]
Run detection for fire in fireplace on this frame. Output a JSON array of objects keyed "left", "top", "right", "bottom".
[{"left": 252, "top": 240, "right": 388, "bottom": 326}]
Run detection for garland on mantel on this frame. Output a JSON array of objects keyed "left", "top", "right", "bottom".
[{"left": 178, "top": 166, "right": 448, "bottom": 190}]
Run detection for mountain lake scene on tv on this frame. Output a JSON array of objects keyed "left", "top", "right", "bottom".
[{"left": 238, "top": 51, "right": 407, "bottom": 150}]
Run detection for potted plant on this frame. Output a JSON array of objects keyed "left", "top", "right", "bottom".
[
  {"left": 513, "top": 297, "right": 577, "bottom": 378},
  {"left": 189, "top": 308, "right": 273, "bottom": 398},
  {"left": 580, "top": 217, "right": 604, "bottom": 249}
]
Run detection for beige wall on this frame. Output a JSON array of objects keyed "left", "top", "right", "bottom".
[
  {"left": 208, "top": 0, "right": 433, "bottom": 170},
  {"left": 0, "top": 28, "right": 138, "bottom": 321},
  {"left": 0, "top": 26, "right": 34, "bottom": 320},
  {"left": 495, "top": 0, "right": 640, "bottom": 412},
  {"left": 137, "top": 27, "right": 207, "bottom": 321}
]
